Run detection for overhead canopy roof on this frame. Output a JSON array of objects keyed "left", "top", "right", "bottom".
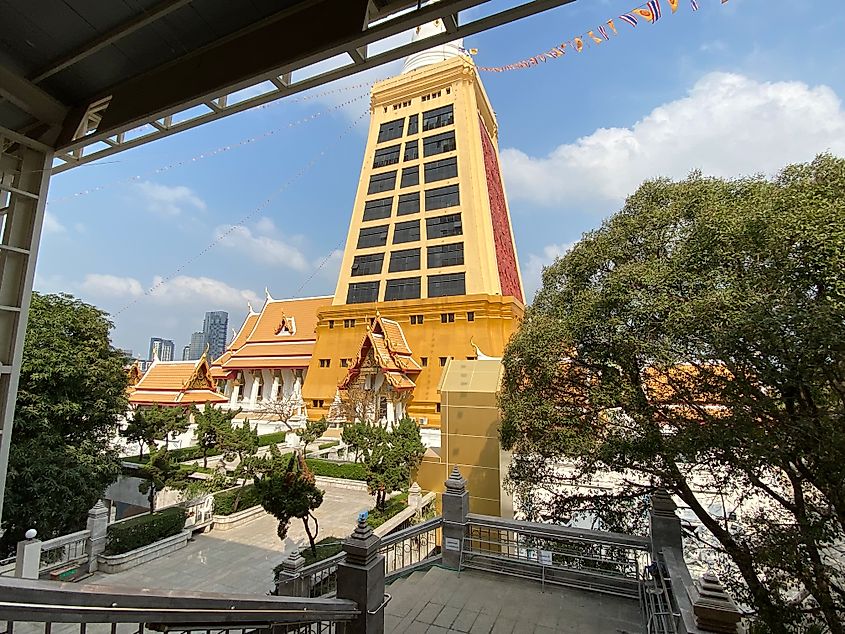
[{"left": 0, "top": 0, "right": 576, "bottom": 170}]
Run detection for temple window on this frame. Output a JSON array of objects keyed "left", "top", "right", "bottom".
[
  {"left": 328, "top": 320, "right": 334, "bottom": 329},
  {"left": 397, "top": 192, "right": 420, "bottom": 215},
  {"left": 421, "top": 357, "right": 428, "bottom": 366},
  {"left": 424, "top": 157, "right": 458, "bottom": 183},
  {"left": 439, "top": 357, "right": 448, "bottom": 366},
  {"left": 319, "top": 359, "right": 331, "bottom": 368},
  {"left": 341, "top": 358, "right": 349, "bottom": 368},
  {"left": 423, "top": 130, "right": 456, "bottom": 157},
  {"left": 373, "top": 145, "right": 400, "bottom": 168},
  {"left": 427, "top": 242, "right": 464, "bottom": 268},
  {"left": 440, "top": 312, "right": 455, "bottom": 323},
  {"left": 430, "top": 273, "right": 466, "bottom": 298},
  {"left": 363, "top": 197, "right": 392, "bottom": 221},
  {"left": 377, "top": 118, "right": 404, "bottom": 142},
  {"left": 385, "top": 277, "right": 421, "bottom": 301},
  {"left": 425, "top": 211, "right": 462, "bottom": 237},
  {"left": 422, "top": 105, "right": 453, "bottom": 130},
  {"left": 407, "top": 113, "right": 419, "bottom": 135},
  {"left": 393, "top": 219, "right": 420, "bottom": 244},
  {"left": 357, "top": 224, "right": 388, "bottom": 248},
  {"left": 410, "top": 314, "right": 424, "bottom": 325},
  {"left": 347, "top": 281, "right": 379, "bottom": 304},
  {"left": 425, "top": 185, "right": 460, "bottom": 212},
  {"left": 367, "top": 170, "right": 396, "bottom": 194},
  {"left": 400, "top": 166, "right": 419, "bottom": 189},
  {"left": 389, "top": 248, "right": 420, "bottom": 273},
  {"left": 467, "top": 311, "right": 475, "bottom": 322},
  {"left": 351, "top": 253, "right": 384, "bottom": 277},
  {"left": 344, "top": 319, "right": 356, "bottom": 328}
]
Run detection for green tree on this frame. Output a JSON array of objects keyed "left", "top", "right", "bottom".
[
  {"left": 220, "top": 419, "right": 260, "bottom": 511},
  {"left": 500, "top": 155, "right": 845, "bottom": 632},
  {"left": 136, "top": 448, "right": 194, "bottom": 513},
  {"left": 1, "top": 293, "right": 128, "bottom": 553},
  {"left": 192, "top": 404, "right": 240, "bottom": 468},
  {"left": 256, "top": 447, "right": 324, "bottom": 556}
]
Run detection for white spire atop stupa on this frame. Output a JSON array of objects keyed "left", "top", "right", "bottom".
[{"left": 402, "top": 17, "right": 466, "bottom": 74}]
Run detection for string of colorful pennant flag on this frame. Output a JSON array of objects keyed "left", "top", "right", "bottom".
[{"left": 474, "top": 0, "right": 729, "bottom": 73}]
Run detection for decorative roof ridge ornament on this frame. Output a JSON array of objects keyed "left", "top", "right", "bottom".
[
  {"left": 265, "top": 287, "right": 274, "bottom": 302},
  {"left": 470, "top": 337, "right": 499, "bottom": 361}
]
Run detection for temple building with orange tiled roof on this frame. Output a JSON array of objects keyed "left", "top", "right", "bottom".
[
  {"left": 128, "top": 351, "right": 227, "bottom": 407},
  {"left": 210, "top": 291, "right": 332, "bottom": 421}
]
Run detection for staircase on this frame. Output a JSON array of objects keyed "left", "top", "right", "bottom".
[{"left": 385, "top": 565, "right": 643, "bottom": 633}]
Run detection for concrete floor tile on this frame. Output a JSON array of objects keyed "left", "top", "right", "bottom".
[
  {"left": 450, "top": 609, "right": 479, "bottom": 632},
  {"left": 417, "top": 602, "right": 446, "bottom": 625},
  {"left": 468, "top": 612, "right": 496, "bottom": 634},
  {"left": 490, "top": 617, "right": 515, "bottom": 634},
  {"left": 426, "top": 626, "right": 451, "bottom": 634},
  {"left": 433, "top": 605, "right": 461, "bottom": 629}
]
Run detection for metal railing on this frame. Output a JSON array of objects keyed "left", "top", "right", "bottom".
[
  {"left": 38, "top": 530, "right": 90, "bottom": 574},
  {"left": 288, "top": 515, "right": 443, "bottom": 598},
  {"left": 0, "top": 576, "right": 358, "bottom": 634},
  {"left": 461, "top": 514, "right": 652, "bottom": 599},
  {"left": 641, "top": 559, "right": 680, "bottom": 634}
]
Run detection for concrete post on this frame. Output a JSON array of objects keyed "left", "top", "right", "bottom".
[
  {"left": 337, "top": 513, "right": 385, "bottom": 634},
  {"left": 408, "top": 481, "right": 422, "bottom": 516},
  {"left": 441, "top": 467, "right": 469, "bottom": 570},
  {"left": 275, "top": 549, "right": 307, "bottom": 597},
  {"left": 14, "top": 530, "right": 41, "bottom": 579},
  {"left": 690, "top": 571, "right": 742, "bottom": 633},
  {"left": 649, "top": 489, "right": 683, "bottom": 556},
  {"left": 86, "top": 500, "right": 109, "bottom": 573}
]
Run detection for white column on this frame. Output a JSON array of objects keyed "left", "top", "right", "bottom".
[
  {"left": 387, "top": 400, "right": 396, "bottom": 426},
  {"left": 229, "top": 383, "right": 240, "bottom": 407},
  {"left": 249, "top": 372, "right": 261, "bottom": 406},
  {"left": 261, "top": 370, "right": 273, "bottom": 401},
  {"left": 270, "top": 372, "right": 281, "bottom": 401}
]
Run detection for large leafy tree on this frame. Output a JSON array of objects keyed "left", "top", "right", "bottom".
[
  {"left": 192, "top": 404, "right": 240, "bottom": 468},
  {"left": 256, "top": 447, "right": 324, "bottom": 556},
  {"left": 1, "top": 293, "right": 128, "bottom": 552},
  {"left": 123, "top": 404, "right": 189, "bottom": 453},
  {"left": 500, "top": 155, "right": 845, "bottom": 632},
  {"left": 136, "top": 448, "right": 193, "bottom": 513}
]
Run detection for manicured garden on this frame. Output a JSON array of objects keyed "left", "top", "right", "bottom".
[
  {"left": 122, "top": 430, "right": 288, "bottom": 464},
  {"left": 105, "top": 506, "right": 187, "bottom": 555}
]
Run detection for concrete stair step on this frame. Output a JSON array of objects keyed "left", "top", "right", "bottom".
[{"left": 386, "top": 568, "right": 448, "bottom": 623}]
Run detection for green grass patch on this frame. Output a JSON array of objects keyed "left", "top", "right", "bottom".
[
  {"left": 366, "top": 492, "right": 408, "bottom": 529},
  {"left": 318, "top": 441, "right": 339, "bottom": 450},
  {"left": 306, "top": 458, "right": 366, "bottom": 481}
]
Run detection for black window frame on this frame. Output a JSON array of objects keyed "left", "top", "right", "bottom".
[
  {"left": 373, "top": 144, "right": 400, "bottom": 168},
  {"left": 423, "top": 130, "right": 456, "bottom": 157},
  {"left": 378, "top": 118, "right": 404, "bottom": 142},
  {"left": 430, "top": 273, "right": 466, "bottom": 298},
  {"left": 422, "top": 105, "right": 454, "bottom": 131},
  {"left": 400, "top": 166, "right": 419, "bottom": 188},
  {"left": 388, "top": 247, "right": 420, "bottom": 273},
  {"left": 384, "top": 276, "right": 422, "bottom": 301},
  {"left": 351, "top": 252, "right": 384, "bottom": 277},
  {"left": 367, "top": 170, "right": 396, "bottom": 195},
  {"left": 424, "top": 157, "right": 458, "bottom": 183},
  {"left": 426, "top": 213, "right": 462, "bottom": 239},
  {"left": 347, "top": 281, "right": 380, "bottom": 304},
  {"left": 393, "top": 219, "right": 420, "bottom": 244},
  {"left": 362, "top": 197, "right": 392, "bottom": 221},
  {"left": 407, "top": 113, "right": 419, "bottom": 135},
  {"left": 425, "top": 184, "right": 460, "bottom": 211},
  {"left": 397, "top": 192, "right": 420, "bottom": 216},
  {"left": 427, "top": 242, "right": 464, "bottom": 268},
  {"left": 357, "top": 224, "right": 389, "bottom": 249}
]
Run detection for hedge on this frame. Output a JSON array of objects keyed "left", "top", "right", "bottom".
[
  {"left": 213, "top": 484, "right": 262, "bottom": 515},
  {"left": 318, "top": 441, "right": 339, "bottom": 450},
  {"left": 306, "top": 459, "right": 367, "bottom": 481},
  {"left": 123, "top": 430, "right": 287, "bottom": 464},
  {"left": 367, "top": 493, "right": 409, "bottom": 529},
  {"left": 105, "top": 507, "right": 186, "bottom": 555}
]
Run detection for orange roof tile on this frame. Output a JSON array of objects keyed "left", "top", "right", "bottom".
[
  {"left": 129, "top": 355, "right": 224, "bottom": 407},
  {"left": 134, "top": 361, "right": 196, "bottom": 390},
  {"left": 380, "top": 317, "right": 412, "bottom": 355},
  {"left": 339, "top": 315, "right": 418, "bottom": 390}
]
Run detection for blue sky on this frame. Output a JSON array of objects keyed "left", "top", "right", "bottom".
[{"left": 36, "top": 0, "right": 845, "bottom": 356}]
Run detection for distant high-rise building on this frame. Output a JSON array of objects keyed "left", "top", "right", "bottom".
[
  {"left": 189, "top": 331, "right": 206, "bottom": 360},
  {"left": 202, "top": 311, "right": 228, "bottom": 361},
  {"left": 149, "top": 337, "right": 175, "bottom": 361},
  {"left": 181, "top": 345, "right": 191, "bottom": 361}
]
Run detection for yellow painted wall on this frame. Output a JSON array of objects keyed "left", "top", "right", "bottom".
[{"left": 302, "top": 294, "right": 523, "bottom": 427}]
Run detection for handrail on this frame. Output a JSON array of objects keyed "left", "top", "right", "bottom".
[
  {"left": 466, "top": 513, "right": 651, "bottom": 550},
  {"left": 40, "top": 529, "right": 90, "bottom": 551},
  {"left": 0, "top": 577, "right": 359, "bottom": 624},
  {"left": 380, "top": 516, "right": 442, "bottom": 547}
]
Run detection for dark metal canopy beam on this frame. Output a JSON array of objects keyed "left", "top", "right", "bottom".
[{"left": 0, "top": 65, "right": 68, "bottom": 128}]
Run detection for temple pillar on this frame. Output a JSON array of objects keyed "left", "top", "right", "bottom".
[
  {"left": 270, "top": 372, "right": 281, "bottom": 401},
  {"left": 249, "top": 372, "right": 261, "bottom": 406},
  {"left": 229, "top": 383, "right": 240, "bottom": 407}
]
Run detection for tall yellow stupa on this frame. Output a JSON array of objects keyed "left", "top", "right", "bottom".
[{"left": 302, "top": 19, "right": 525, "bottom": 437}]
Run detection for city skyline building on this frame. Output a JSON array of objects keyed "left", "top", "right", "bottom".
[
  {"left": 181, "top": 345, "right": 191, "bottom": 361},
  {"left": 148, "top": 337, "right": 175, "bottom": 362},
  {"left": 189, "top": 331, "right": 206, "bottom": 360},
  {"left": 203, "top": 311, "right": 228, "bottom": 361}
]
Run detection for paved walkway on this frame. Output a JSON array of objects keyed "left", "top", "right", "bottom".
[{"left": 87, "top": 486, "right": 373, "bottom": 595}]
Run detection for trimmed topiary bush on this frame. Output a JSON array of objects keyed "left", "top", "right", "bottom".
[
  {"left": 305, "top": 459, "right": 367, "bottom": 481},
  {"left": 105, "top": 506, "right": 186, "bottom": 555},
  {"left": 213, "top": 484, "right": 262, "bottom": 515},
  {"left": 122, "top": 430, "right": 287, "bottom": 464}
]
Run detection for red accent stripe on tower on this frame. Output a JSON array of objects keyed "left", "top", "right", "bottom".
[{"left": 478, "top": 115, "right": 523, "bottom": 303}]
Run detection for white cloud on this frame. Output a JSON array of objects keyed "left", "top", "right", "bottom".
[
  {"left": 314, "top": 249, "right": 343, "bottom": 283},
  {"left": 135, "top": 181, "right": 207, "bottom": 216},
  {"left": 523, "top": 242, "right": 576, "bottom": 302},
  {"left": 81, "top": 274, "right": 143, "bottom": 297},
  {"left": 215, "top": 224, "right": 310, "bottom": 272},
  {"left": 80, "top": 272, "right": 259, "bottom": 309},
  {"left": 43, "top": 211, "right": 66, "bottom": 234},
  {"left": 501, "top": 73, "right": 845, "bottom": 210}
]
